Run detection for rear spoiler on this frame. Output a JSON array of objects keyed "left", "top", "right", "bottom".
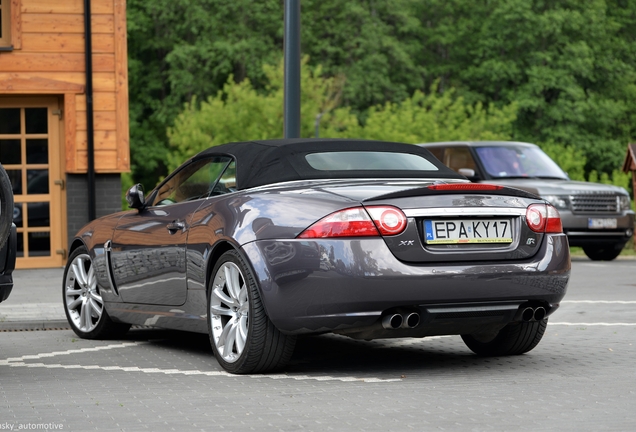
[{"left": 363, "top": 183, "right": 541, "bottom": 202}]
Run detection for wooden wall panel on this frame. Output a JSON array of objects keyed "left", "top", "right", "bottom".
[
  {"left": 76, "top": 92, "right": 116, "bottom": 111},
  {"left": 0, "top": 53, "right": 114, "bottom": 72},
  {"left": 22, "top": 0, "right": 114, "bottom": 15},
  {"left": 76, "top": 110, "right": 116, "bottom": 130},
  {"left": 76, "top": 130, "right": 118, "bottom": 150},
  {"left": 20, "top": 33, "right": 114, "bottom": 53},
  {"left": 22, "top": 14, "right": 114, "bottom": 34},
  {"left": 0, "top": 73, "right": 115, "bottom": 93},
  {"left": 75, "top": 150, "right": 119, "bottom": 171}
]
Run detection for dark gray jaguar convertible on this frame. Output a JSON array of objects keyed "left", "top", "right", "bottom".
[{"left": 63, "top": 139, "right": 570, "bottom": 374}]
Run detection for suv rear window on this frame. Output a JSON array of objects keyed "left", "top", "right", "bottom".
[{"left": 305, "top": 151, "right": 439, "bottom": 171}]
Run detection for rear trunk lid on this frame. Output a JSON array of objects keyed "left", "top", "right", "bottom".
[{"left": 360, "top": 184, "right": 547, "bottom": 263}]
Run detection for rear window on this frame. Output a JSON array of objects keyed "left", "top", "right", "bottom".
[{"left": 305, "top": 151, "right": 439, "bottom": 171}]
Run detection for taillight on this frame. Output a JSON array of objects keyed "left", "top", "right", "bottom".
[
  {"left": 526, "top": 204, "right": 563, "bottom": 233},
  {"left": 365, "top": 206, "right": 407, "bottom": 236},
  {"left": 297, "top": 206, "right": 408, "bottom": 238},
  {"left": 428, "top": 183, "right": 504, "bottom": 191},
  {"left": 297, "top": 207, "right": 379, "bottom": 238}
]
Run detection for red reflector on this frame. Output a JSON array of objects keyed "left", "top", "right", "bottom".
[{"left": 427, "top": 183, "right": 504, "bottom": 191}]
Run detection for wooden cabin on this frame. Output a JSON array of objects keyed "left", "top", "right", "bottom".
[{"left": 0, "top": 0, "right": 129, "bottom": 268}]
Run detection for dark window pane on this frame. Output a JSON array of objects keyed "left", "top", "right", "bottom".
[
  {"left": 27, "top": 202, "right": 49, "bottom": 227},
  {"left": 0, "top": 108, "right": 20, "bottom": 134},
  {"left": 25, "top": 108, "right": 48, "bottom": 134},
  {"left": 27, "top": 169, "right": 48, "bottom": 194},
  {"left": 16, "top": 232, "right": 24, "bottom": 258},
  {"left": 7, "top": 169, "right": 22, "bottom": 195},
  {"left": 26, "top": 139, "right": 48, "bottom": 164},
  {"left": 28, "top": 232, "right": 51, "bottom": 257},
  {"left": 13, "top": 202, "right": 22, "bottom": 228},
  {"left": 0, "top": 139, "right": 21, "bottom": 164}
]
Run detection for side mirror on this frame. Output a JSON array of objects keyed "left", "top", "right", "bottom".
[
  {"left": 458, "top": 168, "right": 481, "bottom": 182},
  {"left": 126, "top": 184, "right": 146, "bottom": 210},
  {"left": 458, "top": 168, "right": 475, "bottom": 177}
]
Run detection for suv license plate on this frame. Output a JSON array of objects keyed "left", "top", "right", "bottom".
[
  {"left": 588, "top": 218, "right": 617, "bottom": 229},
  {"left": 424, "top": 219, "right": 513, "bottom": 244}
]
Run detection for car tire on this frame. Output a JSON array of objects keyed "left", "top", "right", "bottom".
[
  {"left": 582, "top": 245, "right": 623, "bottom": 261},
  {"left": 461, "top": 319, "right": 547, "bottom": 356},
  {"left": 208, "top": 250, "right": 296, "bottom": 374},
  {"left": 63, "top": 246, "right": 131, "bottom": 339},
  {"left": 0, "top": 164, "right": 14, "bottom": 251}
]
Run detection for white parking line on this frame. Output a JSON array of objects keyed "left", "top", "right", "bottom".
[
  {"left": 550, "top": 322, "right": 636, "bottom": 326},
  {"left": 561, "top": 300, "right": 636, "bottom": 304},
  {"left": 0, "top": 342, "right": 402, "bottom": 383}
]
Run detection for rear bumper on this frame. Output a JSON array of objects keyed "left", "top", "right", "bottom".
[{"left": 242, "top": 233, "right": 571, "bottom": 335}]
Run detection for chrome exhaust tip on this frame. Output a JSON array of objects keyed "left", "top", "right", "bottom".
[
  {"left": 533, "top": 307, "right": 546, "bottom": 321},
  {"left": 382, "top": 314, "right": 403, "bottom": 329},
  {"left": 521, "top": 307, "right": 535, "bottom": 322},
  {"left": 402, "top": 312, "right": 420, "bottom": 329}
]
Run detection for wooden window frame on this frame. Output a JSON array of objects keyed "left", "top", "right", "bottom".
[
  {"left": 0, "top": 0, "right": 11, "bottom": 47},
  {"left": 0, "top": 0, "right": 20, "bottom": 49}
]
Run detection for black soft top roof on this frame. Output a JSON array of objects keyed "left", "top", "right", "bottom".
[{"left": 193, "top": 138, "right": 465, "bottom": 190}]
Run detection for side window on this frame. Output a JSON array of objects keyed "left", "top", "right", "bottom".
[
  {"left": 153, "top": 157, "right": 232, "bottom": 206},
  {"left": 210, "top": 161, "right": 237, "bottom": 196},
  {"left": 444, "top": 147, "right": 477, "bottom": 173}
]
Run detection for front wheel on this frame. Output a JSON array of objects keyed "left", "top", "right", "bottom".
[
  {"left": 63, "top": 246, "right": 130, "bottom": 339},
  {"left": 461, "top": 319, "right": 548, "bottom": 356},
  {"left": 208, "top": 250, "right": 296, "bottom": 374},
  {"left": 582, "top": 245, "right": 623, "bottom": 261}
]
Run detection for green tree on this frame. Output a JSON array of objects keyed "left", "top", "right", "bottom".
[
  {"left": 333, "top": 85, "right": 517, "bottom": 143},
  {"left": 412, "top": 0, "right": 636, "bottom": 175},
  {"left": 168, "top": 62, "right": 517, "bottom": 167},
  {"left": 128, "top": 0, "right": 636, "bottom": 189},
  {"left": 127, "top": 0, "right": 284, "bottom": 188},
  {"left": 167, "top": 59, "right": 353, "bottom": 171}
]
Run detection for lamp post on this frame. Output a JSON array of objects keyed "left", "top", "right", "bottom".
[{"left": 284, "top": 0, "right": 301, "bottom": 139}]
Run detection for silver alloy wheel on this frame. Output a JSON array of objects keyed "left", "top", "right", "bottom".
[
  {"left": 210, "top": 261, "right": 249, "bottom": 363},
  {"left": 64, "top": 253, "right": 103, "bottom": 333}
]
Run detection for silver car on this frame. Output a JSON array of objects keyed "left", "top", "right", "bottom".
[{"left": 419, "top": 141, "right": 634, "bottom": 261}]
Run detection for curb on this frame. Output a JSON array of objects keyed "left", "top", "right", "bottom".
[{"left": 0, "top": 320, "right": 70, "bottom": 331}]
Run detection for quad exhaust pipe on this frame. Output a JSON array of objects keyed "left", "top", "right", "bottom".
[
  {"left": 382, "top": 312, "right": 420, "bottom": 329},
  {"left": 521, "top": 306, "right": 547, "bottom": 322}
]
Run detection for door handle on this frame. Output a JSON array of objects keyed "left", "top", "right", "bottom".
[{"left": 166, "top": 221, "right": 186, "bottom": 233}]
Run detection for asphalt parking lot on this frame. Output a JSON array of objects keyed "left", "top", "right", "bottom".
[{"left": 1, "top": 257, "right": 635, "bottom": 431}]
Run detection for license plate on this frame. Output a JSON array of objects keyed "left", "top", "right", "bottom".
[
  {"left": 588, "top": 218, "right": 617, "bottom": 229},
  {"left": 424, "top": 219, "right": 513, "bottom": 244}
]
